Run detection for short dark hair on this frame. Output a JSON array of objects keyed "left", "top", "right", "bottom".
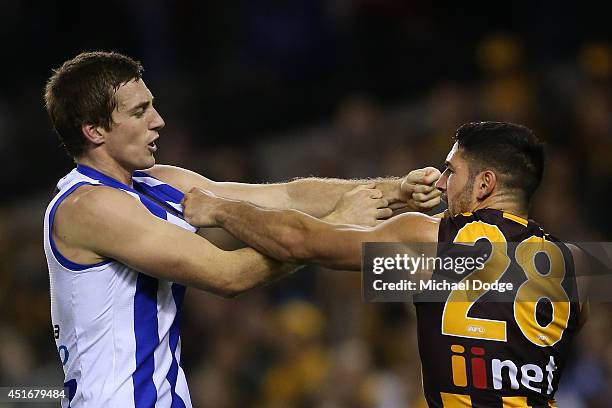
[
  {"left": 453, "top": 121, "right": 544, "bottom": 202},
  {"left": 44, "top": 51, "right": 144, "bottom": 158}
]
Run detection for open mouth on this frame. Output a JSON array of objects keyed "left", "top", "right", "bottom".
[{"left": 147, "top": 141, "right": 157, "bottom": 152}]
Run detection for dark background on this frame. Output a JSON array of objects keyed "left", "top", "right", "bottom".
[{"left": 1, "top": 1, "right": 611, "bottom": 407}]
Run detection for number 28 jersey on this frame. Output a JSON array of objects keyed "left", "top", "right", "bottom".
[{"left": 414, "top": 209, "right": 581, "bottom": 408}]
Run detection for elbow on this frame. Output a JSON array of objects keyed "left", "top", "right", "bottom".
[
  {"left": 218, "top": 287, "right": 243, "bottom": 299},
  {"left": 209, "top": 281, "right": 248, "bottom": 299},
  {"left": 209, "top": 267, "right": 268, "bottom": 299},
  {"left": 209, "top": 276, "right": 252, "bottom": 299},
  {"left": 189, "top": 267, "right": 249, "bottom": 298}
]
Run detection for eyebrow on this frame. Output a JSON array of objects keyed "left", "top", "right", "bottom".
[{"left": 128, "top": 97, "right": 154, "bottom": 114}]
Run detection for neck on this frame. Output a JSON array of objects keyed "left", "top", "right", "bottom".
[
  {"left": 471, "top": 191, "right": 528, "bottom": 219},
  {"left": 77, "top": 155, "right": 133, "bottom": 186}
]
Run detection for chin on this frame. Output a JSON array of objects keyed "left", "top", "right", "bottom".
[
  {"left": 134, "top": 156, "right": 156, "bottom": 170},
  {"left": 447, "top": 205, "right": 461, "bottom": 216}
]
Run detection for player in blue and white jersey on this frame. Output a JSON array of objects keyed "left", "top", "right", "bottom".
[{"left": 43, "top": 51, "right": 441, "bottom": 407}]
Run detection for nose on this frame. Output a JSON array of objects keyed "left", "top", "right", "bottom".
[
  {"left": 150, "top": 107, "right": 165, "bottom": 130},
  {"left": 435, "top": 172, "right": 447, "bottom": 192}
]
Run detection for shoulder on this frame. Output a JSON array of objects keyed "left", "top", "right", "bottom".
[
  {"left": 59, "top": 184, "right": 139, "bottom": 215},
  {"left": 379, "top": 212, "right": 441, "bottom": 243},
  {"left": 53, "top": 184, "right": 157, "bottom": 259},
  {"left": 143, "top": 164, "right": 214, "bottom": 193},
  {"left": 55, "top": 184, "right": 153, "bottom": 236},
  {"left": 144, "top": 164, "right": 186, "bottom": 179}
]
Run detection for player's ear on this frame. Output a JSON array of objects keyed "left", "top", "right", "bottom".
[
  {"left": 476, "top": 170, "right": 496, "bottom": 200},
  {"left": 81, "top": 123, "right": 105, "bottom": 146}
]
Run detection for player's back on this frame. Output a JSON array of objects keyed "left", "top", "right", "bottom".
[{"left": 415, "top": 208, "right": 581, "bottom": 408}]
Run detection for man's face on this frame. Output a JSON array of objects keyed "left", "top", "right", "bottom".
[
  {"left": 101, "top": 79, "right": 165, "bottom": 170},
  {"left": 435, "top": 142, "right": 476, "bottom": 215}
]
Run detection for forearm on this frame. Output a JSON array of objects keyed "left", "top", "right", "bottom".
[
  {"left": 213, "top": 199, "right": 322, "bottom": 263},
  {"left": 217, "top": 177, "right": 403, "bottom": 217},
  {"left": 182, "top": 189, "right": 382, "bottom": 269},
  {"left": 149, "top": 165, "right": 441, "bottom": 218},
  {"left": 286, "top": 177, "right": 402, "bottom": 217}
]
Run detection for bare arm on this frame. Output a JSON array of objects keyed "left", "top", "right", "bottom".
[
  {"left": 182, "top": 188, "right": 440, "bottom": 270},
  {"left": 54, "top": 186, "right": 296, "bottom": 298},
  {"left": 146, "top": 165, "right": 441, "bottom": 217}
]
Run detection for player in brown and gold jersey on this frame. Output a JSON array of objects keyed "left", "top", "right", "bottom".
[{"left": 180, "top": 121, "right": 588, "bottom": 408}]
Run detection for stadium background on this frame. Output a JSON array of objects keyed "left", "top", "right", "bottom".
[{"left": 0, "top": 1, "right": 610, "bottom": 407}]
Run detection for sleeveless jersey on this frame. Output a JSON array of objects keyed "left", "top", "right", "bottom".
[
  {"left": 414, "top": 209, "right": 580, "bottom": 408},
  {"left": 43, "top": 164, "right": 196, "bottom": 408}
]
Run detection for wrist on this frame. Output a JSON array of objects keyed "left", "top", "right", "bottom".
[
  {"left": 377, "top": 178, "right": 402, "bottom": 203},
  {"left": 212, "top": 198, "right": 235, "bottom": 226}
]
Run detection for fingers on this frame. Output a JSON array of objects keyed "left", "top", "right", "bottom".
[
  {"left": 373, "top": 197, "right": 389, "bottom": 209},
  {"left": 350, "top": 182, "right": 375, "bottom": 192},
  {"left": 334, "top": 183, "right": 396, "bottom": 226},
  {"left": 413, "top": 196, "right": 441, "bottom": 210},
  {"left": 421, "top": 167, "right": 442, "bottom": 184},
  {"left": 412, "top": 189, "right": 441, "bottom": 202},
  {"left": 181, "top": 190, "right": 195, "bottom": 206},
  {"left": 410, "top": 183, "right": 436, "bottom": 194},
  {"left": 181, "top": 188, "right": 218, "bottom": 207},
  {"left": 350, "top": 183, "right": 383, "bottom": 199},
  {"left": 347, "top": 183, "right": 381, "bottom": 197},
  {"left": 389, "top": 202, "right": 408, "bottom": 210},
  {"left": 376, "top": 208, "right": 393, "bottom": 219},
  {"left": 359, "top": 184, "right": 383, "bottom": 199},
  {"left": 402, "top": 167, "right": 442, "bottom": 191},
  {"left": 369, "top": 189, "right": 383, "bottom": 199}
]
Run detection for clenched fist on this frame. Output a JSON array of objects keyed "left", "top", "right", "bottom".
[
  {"left": 401, "top": 167, "right": 442, "bottom": 211},
  {"left": 181, "top": 187, "right": 224, "bottom": 227}
]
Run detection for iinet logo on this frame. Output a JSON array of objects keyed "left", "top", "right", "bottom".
[{"left": 450, "top": 345, "right": 557, "bottom": 395}]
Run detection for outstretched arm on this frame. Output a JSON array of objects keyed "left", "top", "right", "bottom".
[
  {"left": 53, "top": 185, "right": 297, "bottom": 298},
  {"left": 182, "top": 188, "right": 440, "bottom": 270},
  {"left": 146, "top": 165, "right": 441, "bottom": 218}
]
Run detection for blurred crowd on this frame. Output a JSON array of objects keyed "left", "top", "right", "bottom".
[{"left": 1, "top": 2, "right": 611, "bottom": 407}]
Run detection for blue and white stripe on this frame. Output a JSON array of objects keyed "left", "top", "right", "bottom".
[{"left": 44, "top": 165, "right": 195, "bottom": 407}]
